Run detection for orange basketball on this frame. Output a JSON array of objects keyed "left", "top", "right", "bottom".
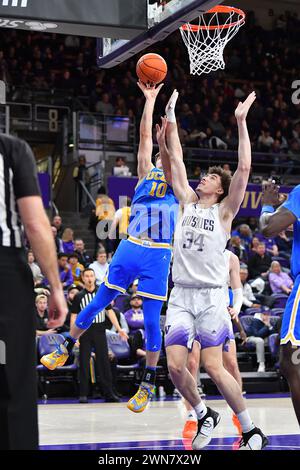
[{"left": 136, "top": 53, "right": 167, "bottom": 86}]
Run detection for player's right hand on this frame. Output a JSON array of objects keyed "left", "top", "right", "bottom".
[
  {"left": 47, "top": 288, "right": 68, "bottom": 329},
  {"left": 137, "top": 80, "right": 164, "bottom": 100}
]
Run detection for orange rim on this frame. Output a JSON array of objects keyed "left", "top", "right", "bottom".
[{"left": 181, "top": 5, "right": 246, "bottom": 32}]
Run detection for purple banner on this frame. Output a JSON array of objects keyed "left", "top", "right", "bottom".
[
  {"left": 108, "top": 176, "right": 293, "bottom": 218},
  {"left": 38, "top": 173, "right": 51, "bottom": 209}
]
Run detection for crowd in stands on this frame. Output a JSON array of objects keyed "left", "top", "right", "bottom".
[{"left": 0, "top": 11, "right": 299, "bottom": 158}]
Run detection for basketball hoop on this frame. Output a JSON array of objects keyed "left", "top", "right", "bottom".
[{"left": 180, "top": 5, "right": 246, "bottom": 76}]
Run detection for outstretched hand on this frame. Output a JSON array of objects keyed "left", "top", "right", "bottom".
[
  {"left": 165, "top": 89, "right": 179, "bottom": 115},
  {"left": 261, "top": 180, "right": 281, "bottom": 207},
  {"left": 235, "top": 91, "right": 256, "bottom": 122},
  {"left": 137, "top": 80, "right": 164, "bottom": 100},
  {"left": 156, "top": 116, "right": 168, "bottom": 145}
]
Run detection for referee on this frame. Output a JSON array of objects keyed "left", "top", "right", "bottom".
[
  {"left": 71, "top": 268, "right": 128, "bottom": 402},
  {"left": 0, "top": 134, "right": 68, "bottom": 450}
]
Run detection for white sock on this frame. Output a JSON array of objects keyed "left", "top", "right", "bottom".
[
  {"left": 165, "top": 89, "right": 179, "bottom": 123},
  {"left": 237, "top": 410, "right": 255, "bottom": 433},
  {"left": 194, "top": 401, "right": 207, "bottom": 420},
  {"left": 187, "top": 409, "right": 197, "bottom": 422}
]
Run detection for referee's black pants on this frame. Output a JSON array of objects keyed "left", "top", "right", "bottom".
[
  {"left": 0, "top": 247, "right": 38, "bottom": 450},
  {"left": 79, "top": 323, "right": 114, "bottom": 397}
]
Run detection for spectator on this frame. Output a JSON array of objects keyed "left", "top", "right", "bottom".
[
  {"left": 256, "top": 233, "right": 279, "bottom": 257},
  {"left": 240, "top": 266, "right": 262, "bottom": 310},
  {"left": 124, "top": 294, "right": 144, "bottom": 336},
  {"left": 109, "top": 196, "right": 132, "bottom": 250},
  {"left": 94, "top": 187, "right": 116, "bottom": 256},
  {"left": 228, "top": 235, "right": 248, "bottom": 264},
  {"left": 232, "top": 224, "right": 253, "bottom": 252},
  {"left": 269, "top": 261, "right": 293, "bottom": 295},
  {"left": 222, "top": 163, "right": 232, "bottom": 175},
  {"left": 247, "top": 242, "right": 272, "bottom": 280},
  {"left": 27, "top": 249, "right": 43, "bottom": 285},
  {"left": 51, "top": 225, "right": 64, "bottom": 253},
  {"left": 68, "top": 253, "right": 84, "bottom": 288},
  {"left": 73, "top": 155, "right": 91, "bottom": 211},
  {"left": 52, "top": 215, "right": 64, "bottom": 237},
  {"left": 208, "top": 112, "right": 226, "bottom": 139},
  {"left": 74, "top": 238, "right": 92, "bottom": 267},
  {"left": 249, "top": 236, "right": 261, "bottom": 258},
  {"left": 89, "top": 248, "right": 109, "bottom": 285},
  {"left": 274, "top": 231, "right": 292, "bottom": 258},
  {"left": 35, "top": 294, "right": 56, "bottom": 337},
  {"left": 96, "top": 92, "right": 114, "bottom": 114},
  {"left": 244, "top": 309, "right": 279, "bottom": 372},
  {"left": 257, "top": 130, "right": 274, "bottom": 151},
  {"left": 113, "top": 157, "right": 131, "bottom": 177},
  {"left": 57, "top": 252, "right": 74, "bottom": 291},
  {"left": 66, "top": 284, "right": 81, "bottom": 330},
  {"left": 62, "top": 228, "right": 75, "bottom": 254}
]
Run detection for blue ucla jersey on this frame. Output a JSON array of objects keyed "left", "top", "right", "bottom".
[
  {"left": 282, "top": 184, "right": 300, "bottom": 278},
  {"left": 128, "top": 168, "right": 179, "bottom": 244}
]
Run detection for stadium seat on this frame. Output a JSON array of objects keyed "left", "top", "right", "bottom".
[
  {"left": 244, "top": 307, "right": 261, "bottom": 316},
  {"left": 271, "top": 308, "right": 285, "bottom": 316},
  {"left": 268, "top": 334, "right": 280, "bottom": 358},
  {"left": 271, "top": 294, "right": 289, "bottom": 309},
  {"left": 114, "top": 293, "right": 130, "bottom": 312},
  {"left": 37, "top": 334, "right": 78, "bottom": 398},
  {"left": 271, "top": 256, "right": 290, "bottom": 269}
]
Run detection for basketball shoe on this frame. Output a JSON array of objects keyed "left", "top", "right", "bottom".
[
  {"left": 182, "top": 420, "right": 197, "bottom": 439},
  {"left": 127, "top": 383, "right": 155, "bottom": 413},
  {"left": 40, "top": 344, "right": 69, "bottom": 370},
  {"left": 192, "top": 407, "right": 220, "bottom": 450},
  {"left": 239, "top": 427, "right": 268, "bottom": 450}
]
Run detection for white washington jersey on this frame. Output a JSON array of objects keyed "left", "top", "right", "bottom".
[
  {"left": 224, "top": 249, "right": 231, "bottom": 306},
  {"left": 172, "top": 203, "right": 230, "bottom": 288}
]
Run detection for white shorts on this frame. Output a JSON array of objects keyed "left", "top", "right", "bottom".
[{"left": 165, "top": 285, "right": 232, "bottom": 351}]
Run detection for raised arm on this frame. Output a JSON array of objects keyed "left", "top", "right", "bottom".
[
  {"left": 221, "top": 92, "right": 256, "bottom": 218},
  {"left": 259, "top": 182, "right": 298, "bottom": 237},
  {"left": 156, "top": 116, "right": 197, "bottom": 205},
  {"left": 137, "top": 81, "right": 164, "bottom": 181}
]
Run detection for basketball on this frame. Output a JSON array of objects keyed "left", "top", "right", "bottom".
[{"left": 136, "top": 53, "right": 168, "bottom": 86}]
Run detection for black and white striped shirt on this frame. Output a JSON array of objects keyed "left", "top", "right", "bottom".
[
  {"left": 72, "top": 287, "right": 111, "bottom": 325},
  {"left": 0, "top": 134, "right": 40, "bottom": 248}
]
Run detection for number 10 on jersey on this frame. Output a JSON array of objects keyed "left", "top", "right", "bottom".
[{"left": 149, "top": 182, "right": 167, "bottom": 198}]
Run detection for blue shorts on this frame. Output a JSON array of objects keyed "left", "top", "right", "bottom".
[
  {"left": 104, "top": 237, "right": 172, "bottom": 301},
  {"left": 281, "top": 274, "right": 300, "bottom": 346}
]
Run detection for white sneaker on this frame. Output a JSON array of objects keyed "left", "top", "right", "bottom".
[
  {"left": 239, "top": 427, "right": 269, "bottom": 450},
  {"left": 192, "top": 407, "right": 220, "bottom": 450},
  {"left": 257, "top": 363, "right": 265, "bottom": 373}
]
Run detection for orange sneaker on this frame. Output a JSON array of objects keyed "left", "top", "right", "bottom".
[
  {"left": 182, "top": 420, "right": 197, "bottom": 439},
  {"left": 232, "top": 414, "right": 243, "bottom": 435}
]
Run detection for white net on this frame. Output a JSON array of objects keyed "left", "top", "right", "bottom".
[{"left": 180, "top": 7, "right": 245, "bottom": 76}]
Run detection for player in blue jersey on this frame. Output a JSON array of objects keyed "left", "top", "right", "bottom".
[
  {"left": 41, "top": 81, "right": 179, "bottom": 413},
  {"left": 260, "top": 182, "right": 300, "bottom": 425}
]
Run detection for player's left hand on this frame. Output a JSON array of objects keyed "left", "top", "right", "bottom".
[
  {"left": 156, "top": 116, "right": 168, "bottom": 144},
  {"left": 119, "top": 329, "right": 129, "bottom": 341},
  {"left": 261, "top": 181, "right": 280, "bottom": 207},
  {"left": 137, "top": 80, "right": 164, "bottom": 100},
  {"left": 228, "top": 307, "right": 239, "bottom": 321},
  {"left": 235, "top": 91, "right": 256, "bottom": 122}
]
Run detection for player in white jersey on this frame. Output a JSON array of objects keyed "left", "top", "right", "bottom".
[
  {"left": 156, "top": 91, "right": 268, "bottom": 450},
  {"left": 182, "top": 249, "right": 245, "bottom": 439}
]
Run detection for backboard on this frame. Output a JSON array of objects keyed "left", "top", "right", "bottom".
[{"left": 97, "top": 0, "right": 222, "bottom": 68}]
